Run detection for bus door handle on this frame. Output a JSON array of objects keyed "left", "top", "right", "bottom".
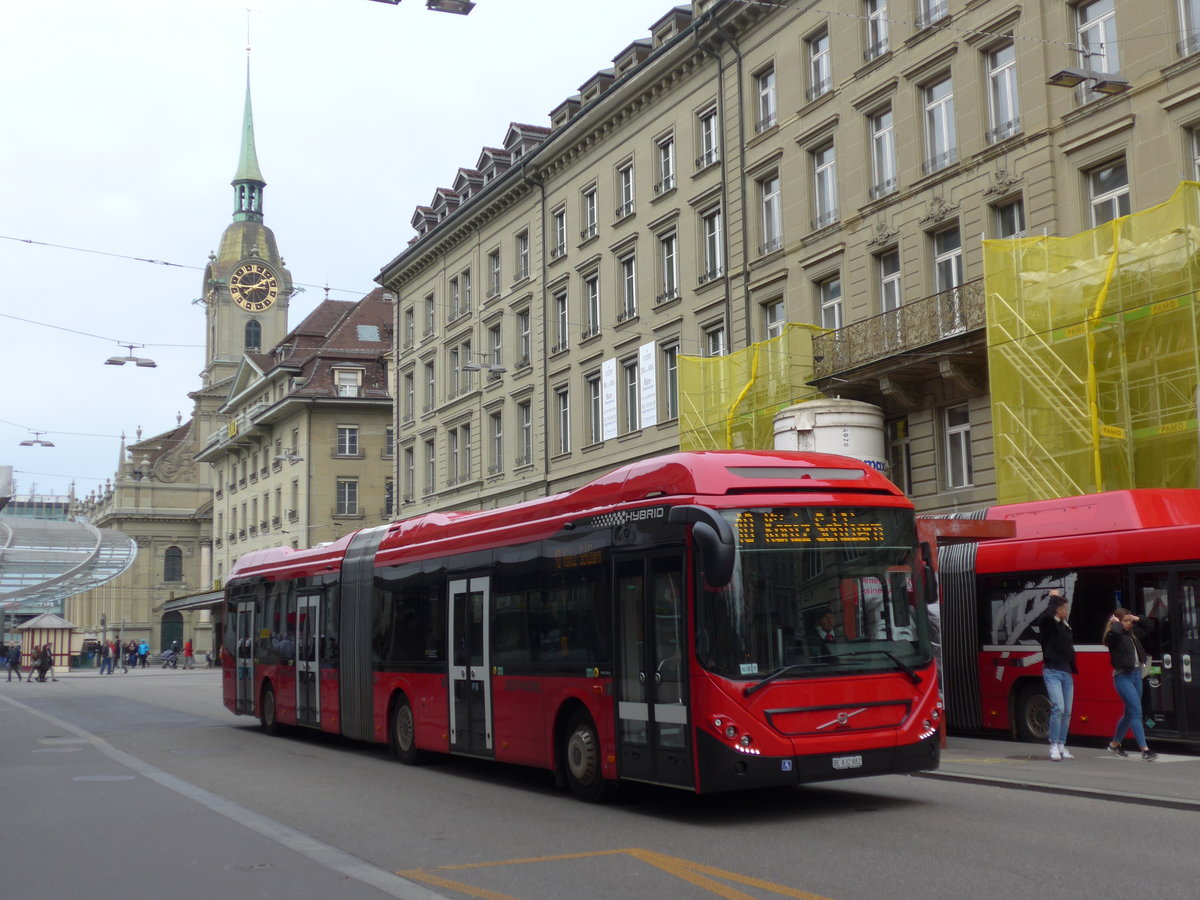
[
  {"left": 638, "top": 672, "right": 645, "bottom": 685},
  {"left": 1184, "top": 654, "right": 1193, "bottom": 684},
  {"left": 1164, "top": 652, "right": 1174, "bottom": 671},
  {"left": 654, "top": 672, "right": 662, "bottom": 685}
]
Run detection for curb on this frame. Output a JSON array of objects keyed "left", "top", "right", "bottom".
[{"left": 913, "top": 769, "right": 1200, "bottom": 813}]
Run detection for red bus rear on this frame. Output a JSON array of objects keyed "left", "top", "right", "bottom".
[
  {"left": 222, "top": 450, "right": 942, "bottom": 799},
  {"left": 939, "top": 489, "right": 1200, "bottom": 745}
]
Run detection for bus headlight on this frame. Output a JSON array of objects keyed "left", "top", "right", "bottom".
[
  {"left": 724, "top": 724, "right": 738, "bottom": 740},
  {"left": 739, "top": 733, "right": 752, "bottom": 747}
]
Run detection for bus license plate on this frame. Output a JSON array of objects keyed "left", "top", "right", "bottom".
[{"left": 832, "top": 754, "right": 863, "bottom": 770}]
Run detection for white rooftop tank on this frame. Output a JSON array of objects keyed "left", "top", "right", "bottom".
[{"left": 773, "top": 398, "right": 888, "bottom": 476}]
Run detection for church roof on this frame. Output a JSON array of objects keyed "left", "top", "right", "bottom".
[{"left": 233, "top": 67, "right": 264, "bottom": 185}]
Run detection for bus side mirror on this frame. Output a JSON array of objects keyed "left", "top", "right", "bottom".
[{"left": 669, "top": 505, "right": 735, "bottom": 588}]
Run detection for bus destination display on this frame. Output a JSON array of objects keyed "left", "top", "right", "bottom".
[{"left": 736, "top": 509, "right": 889, "bottom": 547}]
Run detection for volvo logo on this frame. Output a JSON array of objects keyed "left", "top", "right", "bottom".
[{"left": 816, "top": 707, "right": 867, "bottom": 730}]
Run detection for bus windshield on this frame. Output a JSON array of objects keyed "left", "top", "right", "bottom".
[{"left": 695, "top": 506, "right": 931, "bottom": 684}]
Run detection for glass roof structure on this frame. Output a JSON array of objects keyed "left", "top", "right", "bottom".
[{"left": 0, "top": 517, "right": 137, "bottom": 615}]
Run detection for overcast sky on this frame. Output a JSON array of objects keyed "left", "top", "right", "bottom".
[{"left": 0, "top": 0, "right": 677, "bottom": 500}]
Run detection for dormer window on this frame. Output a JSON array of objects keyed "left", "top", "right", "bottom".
[{"left": 333, "top": 368, "right": 362, "bottom": 398}]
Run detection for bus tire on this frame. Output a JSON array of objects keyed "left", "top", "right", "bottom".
[
  {"left": 390, "top": 695, "right": 424, "bottom": 765},
  {"left": 562, "top": 710, "right": 611, "bottom": 802},
  {"left": 259, "top": 683, "right": 281, "bottom": 736},
  {"left": 1015, "top": 682, "right": 1051, "bottom": 743}
]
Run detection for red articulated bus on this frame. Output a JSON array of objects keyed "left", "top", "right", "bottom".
[
  {"left": 222, "top": 450, "right": 942, "bottom": 800},
  {"left": 938, "top": 489, "right": 1200, "bottom": 745}
]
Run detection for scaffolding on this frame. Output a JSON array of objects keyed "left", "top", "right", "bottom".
[
  {"left": 679, "top": 323, "right": 825, "bottom": 451},
  {"left": 985, "top": 181, "right": 1200, "bottom": 504}
]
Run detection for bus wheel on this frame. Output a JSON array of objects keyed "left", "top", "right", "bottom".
[
  {"left": 563, "top": 710, "right": 610, "bottom": 802},
  {"left": 259, "top": 683, "right": 281, "bottom": 736},
  {"left": 1015, "top": 683, "right": 1051, "bottom": 743},
  {"left": 390, "top": 695, "right": 424, "bottom": 765}
]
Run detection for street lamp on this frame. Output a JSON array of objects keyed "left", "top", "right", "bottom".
[
  {"left": 19, "top": 431, "right": 55, "bottom": 447},
  {"left": 1046, "top": 66, "right": 1130, "bottom": 96},
  {"left": 367, "top": 0, "right": 476, "bottom": 12},
  {"left": 105, "top": 343, "right": 157, "bottom": 368}
]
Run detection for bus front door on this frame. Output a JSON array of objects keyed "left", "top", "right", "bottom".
[
  {"left": 235, "top": 601, "right": 254, "bottom": 715},
  {"left": 449, "top": 577, "right": 493, "bottom": 758},
  {"left": 1132, "top": 569, "right": 1200, "bottom": 738},
  {"left": 295, "top": 591, "right": 320, "bottom": 727},
  {"left": 614, "top": 554, "right": 693, "bottom": 789}
]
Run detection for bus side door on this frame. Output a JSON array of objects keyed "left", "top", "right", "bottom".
[
  {"left": 614, "top": 553, "right": 693, "bottom": 789},
  {"left": 449, "top": 576, "right": 494, "bottom": 758},
  {"left": 295, "top": 590, "right": 321, "bottom": 727},
  {"left": 1132, "top": 568, "right": 1200, "bottom": 738},
  {"left": 235, "top": 601, "right": 255, "bottom": 715}
]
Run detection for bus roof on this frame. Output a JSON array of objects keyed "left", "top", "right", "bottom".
[
  {"left": 984, "top": 488, "right": 1200, "bottom": 539},
  {"left": 227, "top": 450, "right": 906, "bottom": 581}
]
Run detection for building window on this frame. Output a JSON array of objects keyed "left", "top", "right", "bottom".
[
  {"left": 1181, "top": 0, "right": 1200, "bottom": 55},
  {"left": 623, "top": 360, "right": 640, "bottom": 433},
  {"left": 986, "top": 43, "right": 1020, "bottom": 143},
  {"left": 584, "top": 275, "right": 601, "bottom": 337},
  {"left": 487, "top": 249, "right": 501, "bottom": 298},
  {"left": 869, "top": 108, "right": 897, "bottom": 199},
  {"left": 588, "top": 374, "right": 603, "bottom": 445},
  {"left": 517, "top": 400, "right": 533, "bottom": 465},
  {"left": 703, "top": 322, "right": 726, "bottom": 358},
  {"left": 423, "top": 361, "right": 436, "bottom": 412},
  {"left": 402, "top": 372, "right": 415, "bottom": 422},
  {"left": 423, "top": 293, "right": 435, "bottom": 336},
  {"left": 764, "top": 299, "right": 785, "bottom": 340},
  {"left": 812, "top": 145, "right": 838, "bottom": 230},
  {"left": 336, "top": 425, "right": 359, "bottom": 456},
  {"left": 618, "top": 253, "right": 637, "bottom": 320},
  {"left": 933, "top": 226, "right": 965, "bottom": 334},
  {"left": 556, "top": 387, "right": 571, "bottom": 454},
  {"left": 755, "top": 65, "right": 777, "bottom": 131},
  {"left": 461, "top": 269, "right": 471, "bottom": 310},
  {"left": 552, "top": 207, "right": 567, "bottom": 258},
  {"left": 423, "top": 439, "right": 436, "bottom": 495},
  {"left": 917, "top": 0, "right": 949, "bottom": 29},
  {"left": 582, "top": 187, "right": 598, "bottom": 240},
  {"left": 658, "top": 232, "right": 679, "bottom": 303},
  {"left": 1191, "top": 126, "right": 1200, "bottom": 178},
  {"left": 1077, "top": 0, "right": 1119, "bottom": 103},
  {"left": 384, "top": 425, "right": 395, "bottom": 458},
  {"left": 384, "top": 479, "right": 394, "bottom": 518},
  {"left": 488, "top": 410, "right": 503, "bottom": 474},
  {"left": 486, "top": 323, "right": 502, "bottom": 368},
  {"left": 701, "top": 207, "right": 723, "bottom": 282},
  {"left": 697, "top": 106, "right": 719, "bottom": 168},
  {"left": 244, "top": 320, "right": 261, "bottom": 351},
  {"left": 554, "top": 290, "right": 569, "bottom": 352},
  {"left": 334, "top": 369, "right": 361, "bottom": 398},
  {"left": 402, "top": 308, "right": 415, "bottom": 349},
  {"left": 943, "top": 404, "right": 974, "bottom": 489},
  {"left": 516, "top": 309, "right": 531, "bottom": 365},
  {"left": 514, "top": 231, "right": 530, "bottom": 281},
  {"left": 887, "top": 418, "right": 912, "bottom": 495},
  {"left": 818, "top": 275, "right": 843, "bottom": 330},
  {"left": 865, "top": 0, "right": 890, "bottom": 60},
  {"left": 1089, "top": 159, "right": 1130, "bottom": 226},
  {"left": 923, "top": 77, "right": 957, "bottom": 173},
  {"left": 807, "top": 30, "right": 831, "bottom": 100},
  {"left": 163, "top": 546, "right": 183, "bottom": 582},
  {"left": 458, "top": 424, "right": 473, "bottom": 483},
  {"left": 662, "top": 344, "right": 679, "bottom": 420},
  {"left": 995, "top": 197, "right": 1026, "bottom": 238},
  {"left": 879, "top": 249, "right": 902, "bottom": 312},
  {"left": 403, "top": 446, "right": 414, "bottom": 500},
  {"left": 656, "top": 136, "right": 676, "bottom": 194},
  {"left": 616, "top": 163, "right": 635, "bottom": 219},
  {"left": 449, "top": 276, "right": 460, "bottom": 319},
  {"left": 759, "top": 174, "right": 782, "bottom": 253},
  {"left": 336, "top": 479, "right": 359, "bottom": 516}
]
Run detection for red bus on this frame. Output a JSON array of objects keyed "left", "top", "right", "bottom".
[
  {"left": 939, "top": 489, "right": 1200, "bottom": 745},
  {"left": 222, "top": 450, "right": 942, "bottom": 800}
]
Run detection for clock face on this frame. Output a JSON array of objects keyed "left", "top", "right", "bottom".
[{"left": 230, "top": 262, "right": 279, "bottom": 311}]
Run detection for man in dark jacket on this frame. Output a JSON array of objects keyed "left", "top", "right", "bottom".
[{"left": 1037, "top": 591, "right": 1077, "bottom": 760}]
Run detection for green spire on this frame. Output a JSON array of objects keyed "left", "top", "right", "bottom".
[{"left": 231, "top": 63, "right": 265, "bottom": 222}]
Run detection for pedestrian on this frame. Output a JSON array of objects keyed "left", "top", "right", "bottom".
[
  {"left": 183, "top": 638, "right": 194, "bottom": 670},
  {"left": 37, "top": 643, "right": 57, "bottom": 682},
  {"left": 1037, "top": 591, "right": 1077, "bottom": 760},
  {"left": 138, "top": 639, "right": 149, "bottom": 667},
  {"left": 99, "top": 640, "right": 113, "bottom": 675},
  {"left": 6, "top": 642, "right": 22, "bottom": 682},
  {"left": 1104, "top": 608, "right": 1158, "bottom": 761}
]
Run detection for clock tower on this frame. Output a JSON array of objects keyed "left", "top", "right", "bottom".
[{"left": 200, "top": 67, "right": 292, "bottom": 388}]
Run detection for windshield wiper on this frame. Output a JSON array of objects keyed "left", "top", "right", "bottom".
[
  {"left": 841, "top": 650, "right": 922, "bottom": 685},
  {"left": 743, "top": 663, "right": 827, "bottom": 697}
]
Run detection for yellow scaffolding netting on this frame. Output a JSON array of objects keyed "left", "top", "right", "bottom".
[
  {"left": 679, "top": 322, "right": 826, "bottom": 451},
  {"left": 985, "top": 180, "right": 1200, "bottom": 504}
]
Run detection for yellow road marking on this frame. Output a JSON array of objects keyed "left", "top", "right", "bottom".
[{"left": 398, "top": 847, "right": 834, "bottom": 900}]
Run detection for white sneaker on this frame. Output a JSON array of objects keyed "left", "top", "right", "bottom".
[
  {"left": 1060, "top": 746, "right": 1074, "bottom": 759},
  {"left": 1049, "top": 744, "right": 1062, "bottom": 761}
]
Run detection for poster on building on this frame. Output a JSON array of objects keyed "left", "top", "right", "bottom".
[
  {"left": 639, "top": 341, "right": 657, "bottom": 428},
  {"left": 601, "top": 358, "right": 618, "bottom": 441}
]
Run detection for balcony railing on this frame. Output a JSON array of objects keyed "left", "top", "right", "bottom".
[
  {"left": 986, "top": 117, "right": 1022, "bottom": 144},
  {"left": 864, "top": 38, "right": 890, "bottom": 62},
  {"left": 811, "top": 278, "right": 984, "bottom": 379}
]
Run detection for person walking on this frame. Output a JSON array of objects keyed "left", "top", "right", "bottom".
[
  {"left": 6, "top": 642, "right": 22, "bottom": 682},
  {"left": 182, "top": 638, "right": 194, "bottom": 670},
  {"left": 138, "top": 639, "right": 149, "bottom": 667},
  {"left": 98, "top": 640, "right": 114, "bottom": 675},
  {"left": 37, "top": 643, "right": 57, "bottom": 682},
  {"left": 1104, "top": 608, "right": 1158, "bottom": 761},
  {"left": 1037, "top": 591, "right": 1077, "bottom": 760}
]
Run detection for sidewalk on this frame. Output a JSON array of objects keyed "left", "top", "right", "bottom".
[{"left": 925, "top": 735, "right": 1200, "bottom": 811}]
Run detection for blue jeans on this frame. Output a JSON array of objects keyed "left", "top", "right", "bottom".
[
  {"left": 1112, "top": 670, "right": 1148, "bottom": 748},
  {"left": 1043, "top": 667, "right": 1074, "bottom": 744}
]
